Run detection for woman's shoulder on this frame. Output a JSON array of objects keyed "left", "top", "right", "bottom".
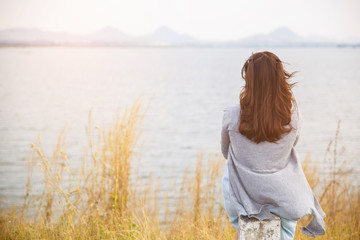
[
  {"left": 223, "top": 103, "right": 240, "bottom": 115},
  {"left": 222, "top": 103, "right": 240, "bottom": 128},
  {"left": 289, "top": 101, "right": 301, "bottom": 134},
  {"left": 291, "top": 102, "right": 301, "bottom": 122}
]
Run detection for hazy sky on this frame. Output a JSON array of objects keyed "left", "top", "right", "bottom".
[{"left": 0, "top": 0, "right": 359, "bottom": 41}]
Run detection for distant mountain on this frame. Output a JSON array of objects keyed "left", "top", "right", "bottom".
[
  {"left": 336, "top": 35, "right": 360, "bottom": 44},
  {"left": 228, "top": 27, "right": 299, "bottom": 47},
  {"left": 0, "top": 27, "right": 84, "bottom": 44},
  {"left": 229, "top": 27, "right": 344, "bottom": 47},
  {"left": 140, "top": 26, "right": 199, "bottom": 45},
  {"left": 0, "top": 25, "right": 199, "bottom": 46},
  {"left": 0, "top": 26, "right": 133, "bottom": 46},
  {"left": 0, "top": 25, "right": 358, "bottom": 47},
  {"left": 267, "top": 27, "right": 304, "bottom": 43},
  {"left": 83, "top": 25, "right": 130, "bottom": 43}
]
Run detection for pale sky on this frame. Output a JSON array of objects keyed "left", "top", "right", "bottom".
[{"left": 0, "top": 0, "right": 359, "bottom": 41}]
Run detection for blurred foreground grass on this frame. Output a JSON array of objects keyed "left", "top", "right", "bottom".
[{"left": 0, "top": 99, "right": 359, "bottom": 239}]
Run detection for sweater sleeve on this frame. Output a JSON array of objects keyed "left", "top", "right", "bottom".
[
  {"left": 221, "top": 107, "right": 231, "bottom": 159},
  {"left": 293, "top": 105, "right": 302, "bottom": 147}
]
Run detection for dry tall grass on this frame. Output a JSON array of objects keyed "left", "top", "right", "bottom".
[
  {"left": 0, "top": 101, "right": 359, "bottom": 239},
  {"left": 295, "top": 121, "right": 360, "bottom": 239}
]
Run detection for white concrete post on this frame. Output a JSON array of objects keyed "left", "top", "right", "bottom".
[{"left": 238, "top": 213, "right": 281, "bottom": 240}]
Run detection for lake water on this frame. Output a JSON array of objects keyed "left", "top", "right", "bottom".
[{"left": 0, "top": 47, "right": 359, "bottom": 204}]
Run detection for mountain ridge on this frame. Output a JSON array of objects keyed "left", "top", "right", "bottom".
[{"left": 0, "top": 26, "right": 357, "bottom": 47}]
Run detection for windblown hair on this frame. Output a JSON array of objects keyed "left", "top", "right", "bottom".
[{"left": 239, "top": 51, "right": 297, "bottom": 144}]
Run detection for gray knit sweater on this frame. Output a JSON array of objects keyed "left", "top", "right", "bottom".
[{"left": 221, "top": 103, "right": 326, "bottom": 237}]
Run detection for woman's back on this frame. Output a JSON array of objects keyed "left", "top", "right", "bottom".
[
  {"left": 222, "top": 102, "right": 300, "bottom": 173},
  {"left": 220, "top": 51, "right": 325, "bottom": 239}
]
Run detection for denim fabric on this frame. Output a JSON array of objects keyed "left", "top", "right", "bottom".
[{"left": 222, "top": 164, "right": 297, "bottom": 240}]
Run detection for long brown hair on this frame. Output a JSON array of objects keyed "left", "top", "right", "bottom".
[{"left": 239, "top": 51, "right": 297, "bottom": 143}]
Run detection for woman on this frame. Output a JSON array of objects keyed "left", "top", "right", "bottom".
[{"left": 221, "top": 51, "right": 326, "bottom": 240}]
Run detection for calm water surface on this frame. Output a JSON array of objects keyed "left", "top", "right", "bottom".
[{"left": 0, "top": 47, "right": 359, "bottom": 203}]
